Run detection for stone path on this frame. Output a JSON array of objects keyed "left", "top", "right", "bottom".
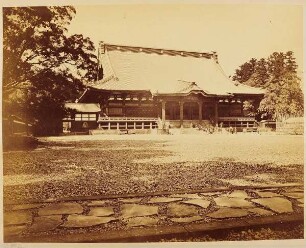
[{"left": 3, "top": 186, "right": 304, "bottom": 241}]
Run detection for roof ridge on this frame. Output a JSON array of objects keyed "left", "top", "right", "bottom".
[{"left": 100, "top": 42, "right": 216, "bottom": 60}]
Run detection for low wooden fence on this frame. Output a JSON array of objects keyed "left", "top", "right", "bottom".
[
  {"left": 276, "top": 118, "right": 304, "bottom": 135},
  {"left": 2, "top": 116, "right": 37, "bottom": 150},
  {"left": 3, "top": 117, "right": 32, "bottom": 136}
]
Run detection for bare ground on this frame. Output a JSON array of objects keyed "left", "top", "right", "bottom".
[{"left": 3, "top": 133, "right": 304, "bottom": 202}]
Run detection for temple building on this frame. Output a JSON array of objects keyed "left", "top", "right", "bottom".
[{"left": 63, "top": 42, "right": 265, "bottom": 133}]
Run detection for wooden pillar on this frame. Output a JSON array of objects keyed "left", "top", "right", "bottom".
[
  {"left": 228, "top": 100, "right": 231, "bottom": 117},
  {"left": 142, "top": 122, "right": 144, "bottom": 129},
  {"left": 108, "top": 122, "right": 111, "bottom": 130},
  {"left": 154, "top": 101, "right": 158, "bottom": 118},
  {"left": 123, "top": 97, "right": 126, "bottom": 117},
  {"left": 125, "top": 122, "right": 128, "bottom": 129},
  {"left": 214, "top": 100, "right": 219, "bottom": 125},
  {"left": 117, "top": 122, "right": 119, "bottom": 130},
  {"left": 180, "top": 101, "right": 184, "bottom": 127},
  {"left": 149, "top": 122, "right": 152, "bottom": 129},
  {"left": 198, "top": 101, "right": 202, "bottom": 123},
  {"left": 161, "top": 101, "right": 166, "bottom": 123}
]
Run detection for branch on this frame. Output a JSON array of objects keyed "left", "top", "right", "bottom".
[
  {"left": 2, "top": 81, "right": 31, "bottom": 94},
  {"left": 23, "top": 53, "right": 39, "bottom": 63},
  {"left": 3, "top": 80, "right": 24, "bottom": 89},
  {"left": 30, "top": 58, "right": 51, "bottom": 65},
  {"left": 63, "top": 60, "right": 77, "bottom": 66}
]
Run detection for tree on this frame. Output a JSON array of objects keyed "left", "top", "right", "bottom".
[
  {"left": 284, "top": 51, "right": 298, "bottom": 73},
  {"left": 259, "top": 72, "right": 303, "bottom": 120},
  {"left": 233, "top": 52, "right": 303, "bottom": 121},
  {"left": 232, "top": 58, "right": 257, "bottom": 84},
  {"left": 3, "top": 6, "right": 98, "bottom": 135}
]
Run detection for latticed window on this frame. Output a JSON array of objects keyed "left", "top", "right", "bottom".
[{"left": 75, "top": 113, "right": 97, "bottom": 121}]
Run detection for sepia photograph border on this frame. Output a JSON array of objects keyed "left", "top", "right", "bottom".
[{"left": 0, "top": 0, "right": 305, "bottom": 247}]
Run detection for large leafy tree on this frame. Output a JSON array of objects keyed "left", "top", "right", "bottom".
[
  {"left": 3, "top": 6, "right": 97, "bottom": 135},
  {"left": 233, "top": 51, "right": 303, "bottom": 121}
]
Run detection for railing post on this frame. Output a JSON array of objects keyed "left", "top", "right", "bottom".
[
  {"left": 198, "top": 101, "right": 202, "bottom": 123},
  {"left": 214, "top": 100, "right": 219, "bottom": 125},
  {"left": 162, "top": 101, "right": 166, "bottom": 123}
]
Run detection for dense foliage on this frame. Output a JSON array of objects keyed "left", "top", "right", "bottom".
[
  {"left": 233, "top": 52, "right": 303, "bottom": 120},
  {"left": 3, "top": 6, "right": 97, "bottom": 135}
]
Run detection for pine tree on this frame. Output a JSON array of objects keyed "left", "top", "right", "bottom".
[{"left": 233, "top": 52, "right": 303, "bottom": 121}]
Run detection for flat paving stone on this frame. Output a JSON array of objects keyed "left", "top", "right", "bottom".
[
  {"left": 251, "top": 197, "right": 293, "bottom": 213},
  {"left": 171, "top": 216, "right": 202, "bottom": 223},
  {"left": 248, "top": 208, "right": 274, "bottom": 216},
  {"left": 207, "top": 208, "right": 249, "bottom": 219},
  {"left": 255, "top": 191, "right": 282, "bottom": 198},
  {"left": 200, "top": 192, "right": 222, "bottom": 196},
  {"left": 38, "top": 202, "right": 83, "bottom": 216},
  {"left": 182, "top": 199, "right": 211, "bottom": 209},
  {"left": 9, "top": 203, "right": 43, "bottom": 211},
  {"left": 170, "top": 193, "right": 202, "bottom": 199},
  {"left": 28, "top": 215, "right": 63, "bottom": 233},
  {"left": 4, "top": 211, "right": 32, "bottom": 226},
  {"left": 227, "top": 190, "right": 250, "bottom": 199},
  {"left": 214, "top": 196, "right": 254, "bottom": 208},
  {"left": 4, "top": 225, "right": 28, "bottom": 236},
  {"left": 281, "top": 192, "right": 304, "bottom": 199},
  {"left": 121, "top": 204, "right": 158, "bottom": 218},
  {"left": 126, "top": 216, "right": 159, "bottom": 227},
  {"left": 167, "top": 203, "right": 199, "bottom": 217},
  {"left": 87, "top": 200, "right": 109, "bottom": 206},
  {"left": 62, "top": 215, "right": 116, "bottom": 228},
  {"left": 120, "top": 198, "right": 142, "bottom": 203},
  {"left": 148, "top": 197, "right": 182, "bottom": 203},
  {"left": 88, "top": 207, "right": 114, "bottom": 217}
]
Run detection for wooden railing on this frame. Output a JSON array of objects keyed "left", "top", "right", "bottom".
[
  {"left": 97, "top": 116, "right": 158, "bottom": 130},
  {"left": 98, "top": 116, "right": 158, "bottom": 122},
  {"left": 218, "top": 117, "right": 255, "bottom": 122}
]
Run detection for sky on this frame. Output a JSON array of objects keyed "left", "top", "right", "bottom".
[{"left": 67, "top": 3, "right": 303, "bottom": 78}]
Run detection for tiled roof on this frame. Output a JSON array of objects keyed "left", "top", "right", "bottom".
[
  {"left": 65, "top": 103, "right": 101, "bottom": 112},
  {"left": 89, "top": 43, "right": 264, "bottom": 96}
]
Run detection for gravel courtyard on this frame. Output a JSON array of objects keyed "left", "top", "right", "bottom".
[{"left": 3, "top": 133, "right": 304, "bottom": 203}]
